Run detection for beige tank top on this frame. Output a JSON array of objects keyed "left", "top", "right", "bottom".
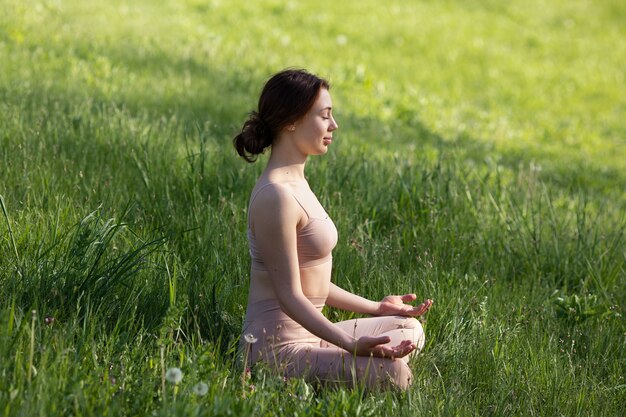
[{"left": 247, "top": 182, "right": 338, "bottom": 271}]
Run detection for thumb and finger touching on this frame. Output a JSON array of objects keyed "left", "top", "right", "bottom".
[
  {"left": 356, "top": 336, "right": 415, "bottom": 358},
  {"left": 401, "top": 293, "right": 417, "bottom": 302}
]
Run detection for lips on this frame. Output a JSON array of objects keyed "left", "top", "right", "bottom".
[{"left": 323, "top": 136, "right": 333, "bottom": 145}]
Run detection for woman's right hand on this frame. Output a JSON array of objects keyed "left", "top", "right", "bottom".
[{"left": 349, "top": 335, "right": 416, "bottom": 359}]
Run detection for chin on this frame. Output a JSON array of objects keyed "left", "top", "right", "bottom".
[{"left": 307, "top": 146, "right": 328, "bottom": 156}]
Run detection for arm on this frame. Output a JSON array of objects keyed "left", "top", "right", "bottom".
[
  {"left": 251, "top": 185, "right": 415, "bottom": 358},
  {"left": 326, "top": 282, "right": 379, "bottom": 315},
  {"left": 328, "top": 282, "right": 433, "bottom": 317}
]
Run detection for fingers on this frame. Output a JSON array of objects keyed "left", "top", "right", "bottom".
[
  {"left": 359, "top": 337, "right": 416, "bottom": 359},
  {"left": 400, "top": 293, "right": 417, "bottom": 303},
  {"left": 413, "top": 299, "right": 433, "bottom": 316},
  {"left": 385, "top": 340, "right": 416, "bottom": 359},
  {"left": 391, "top": 340, "right": 413, "bottom": 351},
  {"left": 380, "top": 296, "right": 433, "bottom": 317}
]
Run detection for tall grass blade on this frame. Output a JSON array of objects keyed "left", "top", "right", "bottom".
[{"left": 0, "top": 194, "right": 22, "bottom": 277}]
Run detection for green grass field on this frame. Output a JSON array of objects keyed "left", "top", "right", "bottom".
[{"left": 1, "top": 0, "right": 625, "bottom": 415}]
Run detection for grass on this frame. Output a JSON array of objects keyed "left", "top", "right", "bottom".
[{"left": 1, "top": 0, "right": 625, "bottom": 415}]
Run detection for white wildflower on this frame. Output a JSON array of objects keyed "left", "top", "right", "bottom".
[
  {"left": 192, "top": 382, "right": 208, "bottom": 396},
  {"left": 165, "top": 367, "right": 183, "bottom": 384},
  {"left": 244, "top": 333, "right": 258, "bottom": 344}
]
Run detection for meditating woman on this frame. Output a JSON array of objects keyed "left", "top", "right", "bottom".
[{"left": 233, "top": 69, "right": 432, "bottom": 390}]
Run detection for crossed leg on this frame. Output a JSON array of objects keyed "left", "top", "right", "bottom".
[{"left": 276, "top": 316, "right": 425, "bottom": 390}]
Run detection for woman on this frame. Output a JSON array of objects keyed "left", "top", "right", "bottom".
[{"left": 234, "top": 69, "right": 432, "bottom": 390}]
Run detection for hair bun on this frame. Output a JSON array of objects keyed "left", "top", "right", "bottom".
[
  {"left": 233, "top": 111, "right": 273, "bottom": 163},
  {"left": 251, "top": 111, "right": 270, "bottom": 139}
]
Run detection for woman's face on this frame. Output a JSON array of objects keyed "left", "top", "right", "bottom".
[{"left": 291, "top": 88, "right": 338, "bottom": 156}]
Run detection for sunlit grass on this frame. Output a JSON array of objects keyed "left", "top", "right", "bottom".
[{"left": 1, "top": 0, "right": 624, "bottom": 415}]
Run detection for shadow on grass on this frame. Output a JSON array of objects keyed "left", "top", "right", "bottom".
[
  {"left": 4, "top": 29, "right": 623, "bottom": 203},
  {"left": 3, "top": 35, "right": 624, "bottom": 342}
]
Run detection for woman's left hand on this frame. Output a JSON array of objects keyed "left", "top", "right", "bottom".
[{"left": 376, "top": 294, "right": 433, "bottom": 317}]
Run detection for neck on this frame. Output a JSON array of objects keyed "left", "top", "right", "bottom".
[
  {"left": 264, "top": 134, "right": 307, "bottom": 181},
  {"left": 266, "top": 150, "right": 306, "bottom": 181}
]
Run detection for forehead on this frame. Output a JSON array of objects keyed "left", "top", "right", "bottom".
[{"left": 311, "top": 88, "right": 333, "bottom": 111}]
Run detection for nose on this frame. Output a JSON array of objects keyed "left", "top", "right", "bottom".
[{"left": 329, "top": 116, "right": 338, "bottom": 131}]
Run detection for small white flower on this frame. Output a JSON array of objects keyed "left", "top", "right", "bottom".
[
  {"left": 192, "top": 382, "right": 208, "bottom": 396},
  {"left": 244, "top": 333, "right": 258, "bottom": 344},
  {"left": 165, "top": 367, "right": 183, "bottom": 384}
]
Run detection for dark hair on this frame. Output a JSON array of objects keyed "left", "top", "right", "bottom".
[{"left": 233, "top": 69, "right": 330, "bottom": 163}]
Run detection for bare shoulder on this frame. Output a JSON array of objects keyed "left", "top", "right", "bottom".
[
  {"left": 251, "top": 182, "right": 293, "bottom": 209},
  {"left": 250, "top": 182, "right": 301, "bottom": 225}
]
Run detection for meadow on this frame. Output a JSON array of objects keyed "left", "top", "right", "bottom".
[{"left": 1, "top": 0, "right": 625, "bottom": 415}]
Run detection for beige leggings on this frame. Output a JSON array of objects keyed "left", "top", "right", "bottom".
[{"left": 241, "top": 298, "right": 426, "bottom": 390}]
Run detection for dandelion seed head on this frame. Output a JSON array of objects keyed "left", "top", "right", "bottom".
[
  {"left": 165, "top": 367, "right": 183, "bottom": 384},
  {"left": 192, "top": 382, "right": 208, "bottom": 396},
  {"left": 244, "top": 333, "right": 258, "bottom": 344}
]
